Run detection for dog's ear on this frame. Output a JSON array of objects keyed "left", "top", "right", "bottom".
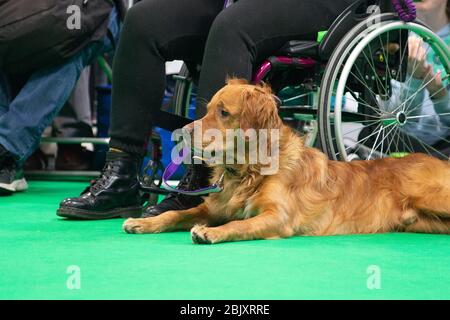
[{"left": 240, "top": 88, "right": 282, "bottom": 131}]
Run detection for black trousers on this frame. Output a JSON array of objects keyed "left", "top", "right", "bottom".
[{"left": 109, "top": 0, "right": 355, "bottom": 155}]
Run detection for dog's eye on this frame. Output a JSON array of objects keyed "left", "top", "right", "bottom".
[{"left": 220, "top": 109, "right": 230, "bottom": 117}]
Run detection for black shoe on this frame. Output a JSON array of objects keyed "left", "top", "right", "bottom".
[
  {"left": 57, "top": 151, "right": 143, "bottom": 220},
  {"left": 0, "top": 146, "right": 28, "bottom": 195},
  {"left": 142, "top": 163, "right": 212, "bottom": 218}
]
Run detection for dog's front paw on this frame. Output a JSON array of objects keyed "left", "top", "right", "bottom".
[
  {"left": 123, "top": 218, "right": 155, "bottom": 234},
  {"left": 191, "top": 225, "right": 221, "bottom": 244}
]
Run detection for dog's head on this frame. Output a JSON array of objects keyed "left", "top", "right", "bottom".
[{"left": 183, "top": 79, "right": 283, "bottom": 168}]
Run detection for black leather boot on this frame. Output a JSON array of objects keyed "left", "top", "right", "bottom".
[
  {"left": 142, "top": 163, "right": 212, "bottom": 218},
  {"left": 57, "top": 151, "right": 143, "bottom": 220}
]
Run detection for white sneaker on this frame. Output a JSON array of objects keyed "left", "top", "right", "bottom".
[{"left": 0, "top": 163, "right": 28, "bottom": 195}]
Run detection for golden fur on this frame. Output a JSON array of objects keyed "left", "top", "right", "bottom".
[{"left": 123, "top": 79, "right": 450, "bottom": 243}]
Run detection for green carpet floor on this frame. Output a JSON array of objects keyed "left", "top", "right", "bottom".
[{"left": 0, "top": 181, "right": 449, "bottom": 300}]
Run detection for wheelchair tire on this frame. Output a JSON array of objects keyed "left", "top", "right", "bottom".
[{"left": 318, "top": 13, "right": 450, "bottom": 161}]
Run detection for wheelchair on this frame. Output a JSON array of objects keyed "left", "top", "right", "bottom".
[
  {"left": 142, "top": 0, "right": 450, "bottom": 203},
  {"left": 171, "top": 0, "right": 450, "bottom": 159}
]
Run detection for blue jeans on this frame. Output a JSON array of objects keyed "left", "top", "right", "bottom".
[{"left": 0, "top": 9, "right": 120, "bottom": 165}]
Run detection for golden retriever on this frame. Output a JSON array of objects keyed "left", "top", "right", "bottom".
[{"left": 123, "top": 79, "right": 450, "bottom": 243}]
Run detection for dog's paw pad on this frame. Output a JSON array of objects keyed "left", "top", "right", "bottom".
[
  {"left": 123, "top": 219, "right": 145, "bottom": 234},
  {"left": 192, "top": 231, "right": 211, "bottom": 244},
  {"left": 191, "top": 225, "right": 212, "bottom": 244}
]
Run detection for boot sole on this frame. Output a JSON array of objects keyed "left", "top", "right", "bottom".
[{"left": 57, "top": 206, "right": 143, "bottom": 220}]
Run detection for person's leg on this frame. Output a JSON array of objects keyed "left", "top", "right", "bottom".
[
  {"left": 109, "top": 0, "right": 224, "bottom": 156},
  {"left": 0, "top": 8, "right": 113, "bottom": 165},
  {"left": 0, "top": 73, "right": 18, "bottom": 195},
  {"left": 0, "top": 6, "right": 119, "bottom": 165},
  {"left": 0, "top": 9, "right": 115, "bottom": 195},
  {"left": 0, "top": 57, "right": 89, "bottom": 195},
  {"left": 59, "top": 0, "right": 224, "bottom": 219},
  {"left": 0, "top": 74, "right": 29, "bottom": 193},
  {"left": 0, "top": 58, "right": 86, "bottom": 164},
  {"left": 196, "top": 0, "right": 356, "bottom": 117}
]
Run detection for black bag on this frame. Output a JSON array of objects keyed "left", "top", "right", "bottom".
[{"left": 0, "top": 0, "right": 122, "bottom": 75}]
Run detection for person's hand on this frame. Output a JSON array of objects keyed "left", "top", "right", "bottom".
[
  {"left": 408, "top": 37, "right": 447, "bottom": 99},
  {"left": 427, "top": 70, "right": 447, "bottom": 100},
  {"left": 407, "top": 37, "right": 431, "bottom": 79}
]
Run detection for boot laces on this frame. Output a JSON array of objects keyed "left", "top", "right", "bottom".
[{"left": 84, "top": 162, "right": 116, "bottom": 194}]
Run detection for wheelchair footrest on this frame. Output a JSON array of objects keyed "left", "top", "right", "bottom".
[{"left": 139, "top": 184, "right": 173, "bottom": 195}]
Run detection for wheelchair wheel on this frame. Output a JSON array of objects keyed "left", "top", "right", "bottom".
[{"left": 319, "top": 13, "right": 450, "bottom": 161}]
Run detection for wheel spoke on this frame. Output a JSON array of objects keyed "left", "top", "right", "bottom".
[
  {"left": 344, "top": 110, "right": 385, "bottom": 120},
  {"left": 407, "top": 112, "right": 450, "bottom": 120},
  {"left": 399, "top": 37, "right": 426, "bottom": 106},
  {"left": 403, "top": 62, "right": 435, "bottom": 114},
  {"left": 348, "top": 71, "right": 383, "bottom": 114},
  {"left": 404, "top": 73, "right": 450, "bottom": 116},
  {"left": 407, "top": 120, "right": 450, "bottom": 131},
  {"left": 367, "top": 124, "right": 384, "bottom": 159},
  {"left": 386, "top": 126, "right": 404, "bottom": 153},
  {"left": 378, "top": 34, "right": 391, "bottom": 97},
  {"left": 405, "top": 129, "right": 450, "bottom": 159},
  {"left": 369, "top": 122, "right": 397, "bottom": 159},
  {"left": 344, "top": 86, "right": 384, "bottom": 116},
  {"left": 355, "top": 58, "right": 383, "bottom": 98},
  {"left": 395, "top": 71, "right": 441, "bottom": 113},
  {"left": 332, "top": 121, "right": 381, "bottom": 142},
  {"left": 335, "top": 123, "right": 382, "bottom": 157},
  {"left": 419, "top": 129, "right": 450, "bottom": 144},
  {"left": 394, "top": 29, "right": 408, "bottom": 84},
  {"left": 391, "top": 36, "right": 423, "bottom": 114},
  {"left": 364, "top": 42, "right": 388, "bottom": 96},
  {"left": 394, "top": 122, "right": 402, "bottom": 153},
  {"left": 395, "top": 127, "right": 415, "bottom": 153},
  {"left": 346, "top": 122, "right": 395, "bottom": 153}
]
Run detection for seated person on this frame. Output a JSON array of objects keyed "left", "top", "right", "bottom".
[
  {"left": 0, "top": 8, "right": 121, "bottom": 195},
  {"left": 57, "top": 0, "right": 357, "bottom": 220}
]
